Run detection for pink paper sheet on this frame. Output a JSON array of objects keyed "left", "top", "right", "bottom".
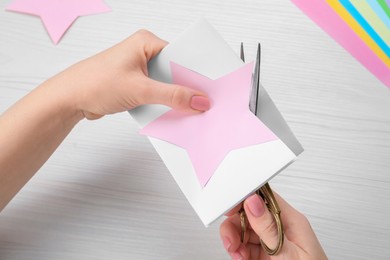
[
  {"left": 6, "top": 0, "right": 111, "bottom": 44},
  {"left": 291, "top": 0, "right": 390, "bottom": 89},
  {"left": 140, "top": 62, "right": 278, "bottom": 187}
]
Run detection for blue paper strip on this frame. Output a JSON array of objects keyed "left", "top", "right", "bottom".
[
  {"left": 340, "top": 0, "right": 390, "bottom": 57},
  {"left": 368, "top": 0, "right": 390, "bottom": 29}
]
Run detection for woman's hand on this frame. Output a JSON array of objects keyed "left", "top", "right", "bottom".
[
  {"left": 0, "top": 30, "right": 209, "bottom": 211},
  {"left": 220, "top": 192, "right": 327, "bottom": 260},
  {"left": 59, "top": 29, "right": 210, "bottom": 120}
]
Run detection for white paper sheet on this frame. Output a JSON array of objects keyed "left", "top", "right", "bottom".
[{"left": 129, "top": 18, "right": 299, "bottom": 226}]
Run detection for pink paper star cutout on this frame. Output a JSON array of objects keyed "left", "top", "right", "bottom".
[
  {"left": 6, "top": 0, "right": 111, "bottom": 44},
  {"left": 140, "top": 62, "right": 278, "bottom": 187}
]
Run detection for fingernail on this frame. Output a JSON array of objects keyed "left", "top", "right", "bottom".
[
  {"left": 222, "top": 237, "right": 231, "bottom": 252},
  {"left": 246, "top": 194, "right": 265, "bottom": 217},
  {"left": 190, "top": 96, "right": 210, "bottom": 111},
  {"left": 231, "top": 251, "right": 243, "bottom": 260}
]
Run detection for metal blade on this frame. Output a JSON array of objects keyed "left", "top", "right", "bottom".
[
  {"left": 240, "top": 42, "right": 245, "bottom": 62},
  {"left": 249, "top": 43, "right": 261, "bottom": 115}
]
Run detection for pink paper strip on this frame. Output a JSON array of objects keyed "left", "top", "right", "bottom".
[{"left": 291, "top": 0, "right": 390, "bottom": 89}]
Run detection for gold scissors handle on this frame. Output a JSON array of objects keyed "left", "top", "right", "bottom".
[
  {"left": 239, "top": 43, "right": 284, "bottom": 255},
  {"left": 240, "top": 183, "right": 284, "bottom": 256}
]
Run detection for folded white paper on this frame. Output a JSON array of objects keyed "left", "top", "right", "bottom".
[{"left": 129, "top": 18, "right": 301, "bottom": 226}]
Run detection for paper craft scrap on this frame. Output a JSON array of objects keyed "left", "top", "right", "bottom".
[
  {"left": 291, "top": 0, "right": 390, "bottom": 89},
  {"left": 351, "top": 0, "right": 390, "bottom": 47},
  {"left": 140, "top": 62, "right": 278, "bottom": 187},
  {"left": 380, "top": 0, "right": 390, "bottom": 18},
  {"left": 368, "top": 0, "right": 390, "bottom": 29},
  {"left": 326, "top": 0, "right": 390, "bottom": 67},
  {"left": 339, "top": 0, "right": 390, "bottom": 57},
  {"left": 6, "top": 0, "right": 111, "bottom": 44}
]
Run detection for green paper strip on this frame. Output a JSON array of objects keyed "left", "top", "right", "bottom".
[
  {"left": 340, "top": 0, "right": 390, "bottom": 57},
  {"left": 378, "top": 0, "right": 390, "bottom": 19},
  {"left": 351, "top": 0, "right": 390, "bottom": 47}
]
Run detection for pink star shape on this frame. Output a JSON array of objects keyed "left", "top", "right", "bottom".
[
  {"left": 6, "top": 0, "right": 111, "bottom": 44},
  {"left": 140, "top": 62, "right": 278, "bottom": 187}
]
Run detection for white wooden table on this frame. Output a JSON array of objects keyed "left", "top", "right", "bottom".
[{"left": 1, "top": 0, "right": 389, "bottom": 259}]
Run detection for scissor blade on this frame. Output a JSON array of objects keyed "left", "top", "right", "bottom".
[
  {"left": 249, "top": 43, "right": 261, "bottom": 115},
  {"left": 240, "top": 42, "right": 245, "bottom": 62}
]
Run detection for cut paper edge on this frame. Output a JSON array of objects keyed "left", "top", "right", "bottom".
[
  {"left": 147, "top": 136, "right": 296, "bottom": 226},
  {"left": 5, "top": 1, "right": 111, "bottom": 45},
  {"left": 140, "top": 61, "right": 279, "bottom": 188}
]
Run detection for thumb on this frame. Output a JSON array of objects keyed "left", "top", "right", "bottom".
[
  {"left": 139, "top": 77, "right": 211, "bottom": 112},
  {"left": 244, "top": 193, "right": 280, "bottom": 251}
]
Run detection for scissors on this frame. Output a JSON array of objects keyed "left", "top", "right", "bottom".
[{"left": 239, "top": 43, "right": 284, "bottom": 256}]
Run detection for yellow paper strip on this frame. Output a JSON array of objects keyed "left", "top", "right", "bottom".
[
  {"left": 350, "top": 0, "right": 390, "bottom": 47},
  {"left": 326, "top": 0, "right": 390, "bottom": 68}
]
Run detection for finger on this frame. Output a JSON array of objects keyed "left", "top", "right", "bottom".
[
  {"left": 246, "top": 242, "right": 262, "bottom": 260},
  {"left": 220, "top": 214, "right": 260, "bottom": 252},
  {"left": 273, "top": 192, "right": 325, "bottom": 255},
  {"left": 137, "top": 76, "right": 210, "bottom": 112},
  {"left": 130, "top": 29, "right": 168, "bottom": 62},
  {"left": 220, "top": 215, "right": 242, "bottom": 254},
  {"left": 230, "top": 244, "right": 248, "bottom": 260},
  {"left": 272, "top": 192, "right": 303, "bottom": 233},
  {"left": 246, "top": 228, "right": 261, "bottom": 245},
  {"left": 125, "top": 31, "right": 211, "bottom": 112},
  {"left": 243, "top": 193, "right": 280, "bottom": 251}
]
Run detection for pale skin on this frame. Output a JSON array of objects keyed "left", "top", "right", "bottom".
[
  {"left": 0, "top": 30, "right": 326, "bottom": 259},
  {"left": 220, "top": 193, "right": 328, "bottom": 260}
]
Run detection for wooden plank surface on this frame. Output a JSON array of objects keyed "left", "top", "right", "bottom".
[{"left": 0, "top": 0, "right": 389, "bottom": 259}]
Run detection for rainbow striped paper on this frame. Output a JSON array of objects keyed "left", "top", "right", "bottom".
[{"left": 292, "top": 0, "right": 390, "bottom": 89}]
